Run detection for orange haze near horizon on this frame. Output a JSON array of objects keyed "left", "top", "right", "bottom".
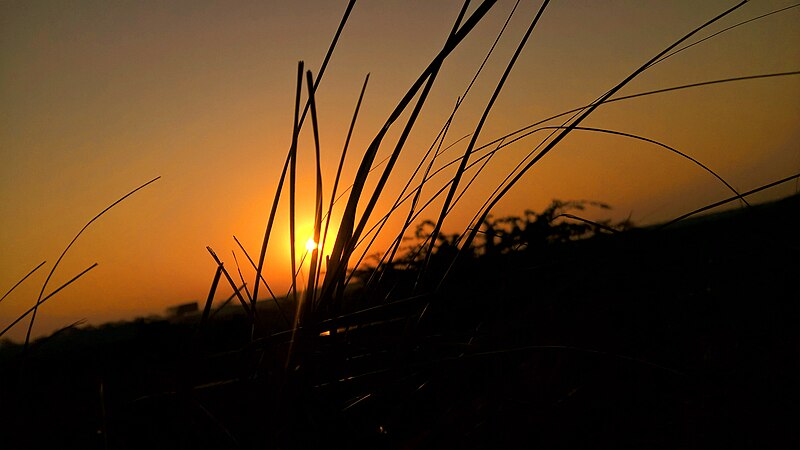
[{"left": 2, "top": 1, "right": 799, "bottom": 341}]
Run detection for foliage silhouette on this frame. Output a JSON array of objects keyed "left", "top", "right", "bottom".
[
  {"left": 3, "top": 1, "right": 800, "bottom": 449},
  {"left": 351, "top": 199, "right": 633, "bottom": 302}
]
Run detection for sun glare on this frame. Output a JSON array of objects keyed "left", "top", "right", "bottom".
[{"left": 305, "top": 238, "right": 318, "bottom": 252}]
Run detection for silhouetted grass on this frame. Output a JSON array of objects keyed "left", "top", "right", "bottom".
[
  {"left": 1, "top": 177, "right": 160, "bottom": 342},
  {"left": 0, "top": 263, "right": 98, "bottom": 339},
  {"left": 189, "top": 0, "right": 799, "bottom": 402},
  {"left": 182, "top": 2, "right": 797, "bottom": 446},
  {"left": 0, "top": 261, "right": 46, "bottom": 305},
  {"left": 3, "top": 1, "right": 800, "bottom": 448}
]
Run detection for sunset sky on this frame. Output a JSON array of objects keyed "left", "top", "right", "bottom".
[{"left": 2, "top": 0, "right": 798, "bottom": 341}]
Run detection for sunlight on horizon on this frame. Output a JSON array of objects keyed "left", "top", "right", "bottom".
[{"left": 305, "top": 238, "right": 318, "bottom": 253}]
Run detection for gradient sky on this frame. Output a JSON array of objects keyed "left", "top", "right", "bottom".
[{"left": 2, "top": 0, "right": 798, "bottom": 341}]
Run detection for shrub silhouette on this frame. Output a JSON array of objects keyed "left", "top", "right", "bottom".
[{"left": 351, "top": 199, "right": 633, "bottom": 300}]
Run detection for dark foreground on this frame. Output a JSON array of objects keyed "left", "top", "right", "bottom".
[{"left": 2, "top": 195, "right": 799, "bottom": 449}]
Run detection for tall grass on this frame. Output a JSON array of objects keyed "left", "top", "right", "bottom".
[
  {"left": 2, "top": 2, "right": 798, "bottom": 447},
  {"left": 174, "top": 0, "right": 800, "bottom": 338},
  {"left": 4, "top": 0, "right": 798, "bottom": 350},
  {"left": 2, "top": 0, "right": 797, "bottom": 381}
]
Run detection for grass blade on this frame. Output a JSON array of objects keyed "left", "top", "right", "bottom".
[
  {"left": 288, "top": 63, "right": 302, "bottom": 309},
  {"left": 0, "top": 260, "right": 46, "bottom": 305},
  {"left": 25, "top": 176, "right": 160, "bottom": 347},
  {"left": 456, "top": 1, "right": 750, "bottom": 263},
  {"left": 251, "top": 61, "right": 304, "bottom": 312},
  {"left": 231, "top": 250, "right": 253, "bottom": 304},
  {"left": 551, "top": 213, "right": 621, "bottom": 234},
  {"left": 313, "top": 71, "right": 800, "bottom": 254},
  {"left": 233, "top": 235, "right": 290, "bottom": 328},
  {"left": 661, "top": 172, "right": 800, "bottom": 228},
  {"left": 303, "top": 69, "right": 325, "bottom": 321},
  {"left": 251, "top": 0, "right": 355, "bottom": 307},
  {"left": 539, "top": 125, "right": 747, "bottom": 204},
  {"left": 206, "top": 246, "right": 251, "bottom": 317},
  {"left": 209, "top": 283, "right": 248, "bottom": 320},
  {"left": 2, "top": 263, "right": 98, "bottom": 339},
  {"left": 200, "top": 265, "right": 223, "bottom": 331},
  {"left": 472, "top": 70, "right": 800, "bottom": 166},
  {"left": 423, "top": 0, "right": 550, "bottom": 282},
  {"left": 354, "top": 0, "right": 523, "bottom": 291},
  {"left": 316, "top": 73, "right": 370, "bottom": 303},
  {"left": 298, "top": 0, "right": 357, "bottom": 125},
  {"left": 375, "top": 0, "right": 523, "bottom": 267},
  {"left": 320, "top": 0, "right": 497, "bottom": 310},
  {"left": 652, "top": 3, "right": 800, "bottom": 68},
  {"left": 319, "top": 0, "right": 497, "bottom": 304}
]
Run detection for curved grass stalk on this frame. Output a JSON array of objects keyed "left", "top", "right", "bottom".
[
  {"left": 319, "top": 0, "right": 498, "bottom": 309},
  {"left": 315, "top": 73, "right": 370, "bottom": 304},
  {"left": 422, "top": 0, "right": 551, "bottom": 282},
  {"left": 208, "top": 284, "right": 248, "bottom": 320},
  {"left": 356, "top": 70, "right": 789, "bottom": 270},
  {"left": 347, "top": 134, "right": 453, "bottom": 293},
  {"left": 288, "top": 64, "right": 302, "bottom": 308},
  {"left": 285, "top": 249, "right": 310, "bottom": 300},
  {"left": 651, "top": 2, "right": 800, "bottom": 69},
  {"left": 352, "top": 117, "right": 459, "bottom": 292},
  {"left": 453, "top": 0, "right": 800, "bottom": 164},
  {"left": 456, "top": 73, "right": 800, "bottom": 237},
  {"left": 349, "top": 137, "right": 503, "bottom": 293},
  {"left": 302, "top": 69, "right": 324, "bottom": 321},
  {"left": 2, "top": 263, "right": 98, "bottom": 339},
  {"left": 328, "top": 58, "right": 442, "bottom": 313},
  {"left": 24, "top": 176, "right": 160, "bottom": 347},
  {"left": 251, "top": 0, "right": 356, "bottom": 310},
  {"left": 200, "top": 265, "right": 223, "bottom": 331},
  {"left": 352, "top": 112, "right": 742, "bottom": 285},
  {"left": 342, "top": 72, "right": 800, "bottom": 222},
  {"left": 447, "top": 139, "right": 502, "bottom": 217},
  {"left": 317, "top": 71, "right": 799, "bottom": 242},
  {"left": 551, "top": 213, "right": 621, "bottom": 235},
  {"left": 454, "top": 1, "right": 750, "bottom": 266},
  {"left": 231, "top": 251, "right": 253, "bottom": 304},
  {"left": 0, "top": 261, "right": 46, "bottom": 305},
  {"left": 661, "top": 172, "right": 800, "bottom": 229},
  {"left": 471, "top": 71, "right": 800, "bottom": 162},
  {"left": 232, "top": 235, "right": 289, "bottom": 328},
  {"left": 332, "top": 70, "right": 800, "bottom": 283},
  {"left": 351, "top": 0, "right": 523, "bottom": 293},
  {"left": 206, "top": 247, "right": 251, "bottom": 317},
  {"left": 539, "top": 125, "right": 747, "bottom": 203}
]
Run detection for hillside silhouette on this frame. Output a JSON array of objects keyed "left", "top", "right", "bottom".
[{"left": 2, "top": 194, "right": 798, "bottom": 449}]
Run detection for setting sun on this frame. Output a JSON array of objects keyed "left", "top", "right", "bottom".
[{"left": 305, "top": 238, "right": 318, "bottom": 253}]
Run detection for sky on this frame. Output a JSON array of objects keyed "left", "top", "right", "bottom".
[{"left": 2, "top": 0, "right": 798, "bottom": 341}]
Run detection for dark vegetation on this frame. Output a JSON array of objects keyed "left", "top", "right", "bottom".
[
  {"left": 2, "top": 195, "right": 800, "bottom": 449},
  {"left": 2, "top": 1, "right": 800, "bottom": 448}
]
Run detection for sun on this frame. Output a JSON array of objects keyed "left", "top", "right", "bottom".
[{"left": 305, "top": 237, "right": 318, "bottom": 253}]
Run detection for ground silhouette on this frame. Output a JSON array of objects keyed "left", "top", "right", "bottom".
[{"left": 1, "top": 195, "right": 798, "bottom": 449}]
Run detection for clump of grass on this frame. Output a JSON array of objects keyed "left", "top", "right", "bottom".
[
  {"left": 5, "top": 0, "right": 796, "bottom": 357},
  {"left": 200, "top": 0, "right": 798, "bottom": 331},
  {"left": 3, "top": 2, "right": 799, "bottom": 447},
  {"left": 172, "top": 15, "right": 800, "bottom": 443}
]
